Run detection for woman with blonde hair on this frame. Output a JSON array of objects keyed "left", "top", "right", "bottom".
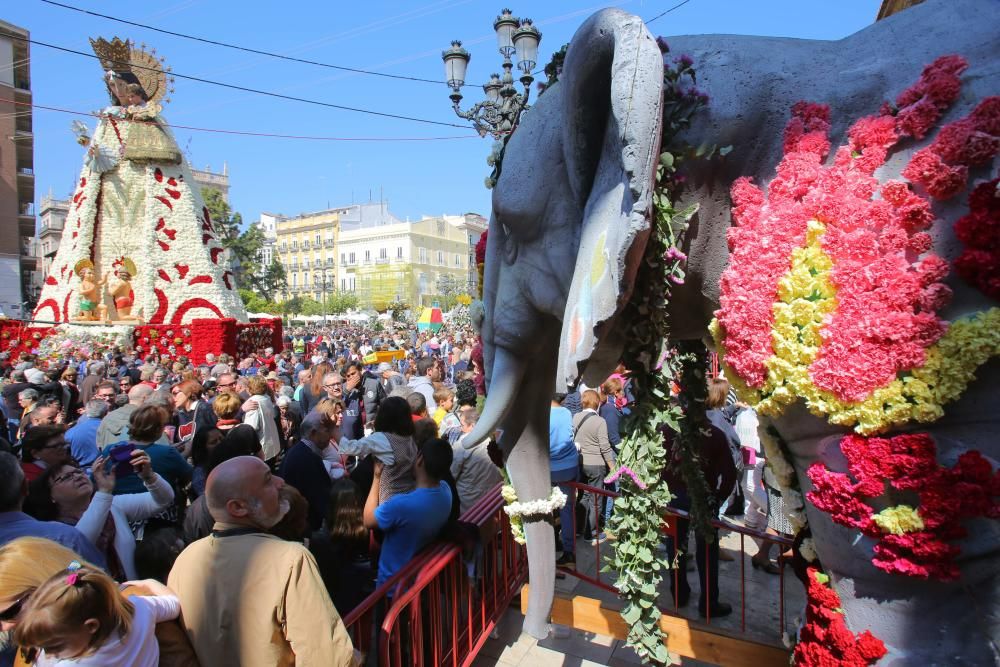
[
  {"left": 15, "top": 562, "right": 178, "bottom": 665},
  {"left": 243, "top": 376, "right": 280, "bottom": 465},
  {"left": 0, "top": 538, "right": 195, "bottom": 667}
]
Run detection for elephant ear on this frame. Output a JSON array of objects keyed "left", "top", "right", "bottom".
[{"left": 555, "top": 9, "right": 664, "bottom": 390}]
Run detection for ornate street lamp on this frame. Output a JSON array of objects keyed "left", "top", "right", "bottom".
[{"left": 443, "top": 9, "right": 542, "bottom": 139}]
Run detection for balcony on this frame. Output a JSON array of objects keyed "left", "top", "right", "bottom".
[
  {"left": 375, "top": 257, "right": 389, "bottom": 264},
  {"left": 302, "top": 240, "right": 310, "bottom": 250},
  {"left": 324, "top": 239, "right": 334, "bottom": 248}
]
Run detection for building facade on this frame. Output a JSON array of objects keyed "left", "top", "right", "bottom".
[
  {"left": 0, "top": 21, "right": 34, "bottom": 317},
  {"left": 191, "top": 162, "right": 230, "bottom": 203},
  {"left": 339, "top": 213, "right": 487, "bottom": 311},
  {"left": 271, "top": 209, "right": 341, "bottom": 302}
]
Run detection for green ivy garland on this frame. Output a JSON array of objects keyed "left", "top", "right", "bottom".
[{"left": 604, "top": 40, "right": 725, "bottom": 665}]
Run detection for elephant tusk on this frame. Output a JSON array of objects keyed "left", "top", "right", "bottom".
[{"left": 464, "top": 346, "right": 526, "bottom": 450}]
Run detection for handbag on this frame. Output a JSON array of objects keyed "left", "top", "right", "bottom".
[{"left": 740, "top": 446, "right": 757, "bottom": 467}]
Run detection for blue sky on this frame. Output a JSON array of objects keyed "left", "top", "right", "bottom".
[{"left": 7, "top": 0, "right": 877, "bottom": 227}]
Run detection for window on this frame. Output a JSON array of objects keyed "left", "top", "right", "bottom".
[
  {"left": 365, "top": 250, "right": 371, "bottom": 262},
  {"left": 315, "top": 234, "right": 322, "bottom": 245},
  {"left": 437, "top": 250, "right": 444, "bottom": 265},
  {"left": 341, "top": 252, "right": 346, "bottom": 264},
  {"left": 341, "top": 279, "right": 346, "bottom": 291},
  {"left": 455, "top": 253, "right": 462, "bottom": 267},
  {"left": 304, "top": 271, "right": 310, "bottom": 286},
  {"left": 379, "top": 247, "right": 387, "bottom": 259},
  {"left": 280, "top": 242, "right": 287, "bottom": 252},
  {"left": 397, "top": 246, "right": 403, "bottom": 258},
  {"left": 419, "top": 247, "right": 427, "bottom": 263},
  {"left": 292, "top": 273, "right": 298, "bottom": 287},
  {"left": 349, "top": 252, "right": 356, "bottom": 264},
  {"left": 291, "top": 240, "right": 298, "bottom": 251},
  {"left": 326, "top": 257, "right": 333, "bottom": 267}
]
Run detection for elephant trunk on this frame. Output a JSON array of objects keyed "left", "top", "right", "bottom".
[{"left": 463, "top": 345, "right": 525, "bottom": 450}]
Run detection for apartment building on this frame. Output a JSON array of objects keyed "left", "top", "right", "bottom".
[
  {"left": 0, "top": 20, "right": 33, "bottom": 316},
  {"left": 339, "top": 213, "right": 487, "bottom": 311}
]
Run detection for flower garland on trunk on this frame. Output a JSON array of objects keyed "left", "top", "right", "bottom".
[
  {"left": 605, "top": 39, "right": 722, "bottom": 666},
  {"left": 794, "top": 568, "right": 887, "bottom": 666}
]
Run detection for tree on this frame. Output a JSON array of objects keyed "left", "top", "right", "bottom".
[
  {"left": 202, "top": 187, "right": 287, "bottom": 301},
  {"left": 435, "top": 273, "right": 465, "bottom": 311},
  {"left": 298, "top": 296, "right": 323, "bottom": 317},
  {"left": 327, "top": 292, "right": 360, "bottom": 314},
  {"left": 238, "top": 288, "right": 280, "bottom": 315},
  {"left": 280, "top": 296, "right": 304, "bottom": 317}
]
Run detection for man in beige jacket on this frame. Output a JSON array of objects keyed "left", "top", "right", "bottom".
[{"left": 168, "top": 456, "right": 356, "bottom": 666}]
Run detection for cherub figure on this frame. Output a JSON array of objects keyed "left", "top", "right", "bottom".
[
  {"left": 73, "top": 260, "right": 107, "bottom": 322},
  {"left": 108, "top": 257, "right": 139, "bottom": 321}
]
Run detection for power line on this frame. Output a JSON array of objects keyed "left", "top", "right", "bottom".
[
  {"left": 37, "top": 0, "right": 449, "bottom": 85},
  {"left": 2, "top": 97, "right": 480, "bottom": 142},
  {"left": 645, "top": 0, "right": 695, "bottom": 25},
  {"left": 8, "top": 34, "right": 469, "bottom": 129}
]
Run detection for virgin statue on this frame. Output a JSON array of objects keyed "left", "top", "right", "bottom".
[{"left": 32, "top": 37, "right": 247, "bottom": 325}]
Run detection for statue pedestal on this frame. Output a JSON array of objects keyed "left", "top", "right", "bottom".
[{"left": 0, "top": 317, "right": 282, "bottom": 365}]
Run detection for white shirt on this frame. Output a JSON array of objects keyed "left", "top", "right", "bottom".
[{"left": 36, "top": 595, "right": 180, "bottom": 666}]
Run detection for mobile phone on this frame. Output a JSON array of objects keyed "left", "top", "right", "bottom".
[{"left": 107, "top": 443, "right": 137, "bottom": 476}]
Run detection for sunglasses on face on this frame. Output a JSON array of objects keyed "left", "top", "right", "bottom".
[
  {"left": 0, "top": 595, "right": 27, "bottom": 622},
  {"left": 218, "top": 382, "right": 235, "bottom": 389}
]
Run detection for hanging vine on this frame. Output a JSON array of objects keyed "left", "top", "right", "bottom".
[{"left": 604, "top": 38, "right": 727, "bottom": 665}]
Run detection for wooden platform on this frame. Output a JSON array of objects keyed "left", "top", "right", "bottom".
[{"left": 522, "top": 585, "right": 791, "bottom": 667}]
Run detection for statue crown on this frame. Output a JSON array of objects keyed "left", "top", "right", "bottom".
[{"left": 89, "top": 37, "right": 132, "bottom": 73}]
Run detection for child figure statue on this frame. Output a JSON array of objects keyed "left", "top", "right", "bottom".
[
  {"left": 72, "top": 260, "right": 108, "bottom": 322},
  {"left": 108, "top": 257, "right": 140, "bottom": 322}
]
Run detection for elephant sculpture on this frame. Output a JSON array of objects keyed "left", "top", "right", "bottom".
[{"left": 467, "top": 0, "right": 999, "bottom": 662}]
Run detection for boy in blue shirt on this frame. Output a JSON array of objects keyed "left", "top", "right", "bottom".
[{"left": 364, "top": 437, "right": 453, "bottom": 588}]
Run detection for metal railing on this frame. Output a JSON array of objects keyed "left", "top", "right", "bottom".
[
  {"left": 342, "top": 483, "right": 527, "bottom": 666},
  {"left": 562, "top": 480, "right": 796, "bottom": 640}
]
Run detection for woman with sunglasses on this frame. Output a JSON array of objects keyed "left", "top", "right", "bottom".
[
  {"left": 170, "top": 380, "right": 217, "bottom": 459},
  {"left": 23, "top": 450, "right": 173, "bottom": 581}
]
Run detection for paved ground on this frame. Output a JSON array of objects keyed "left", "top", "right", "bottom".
[{"left": 473, "top": 527, "right": 803, "bottom": 666}]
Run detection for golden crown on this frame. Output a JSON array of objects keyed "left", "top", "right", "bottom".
[
  {"left": 89, "top": 36, "right": 175, "bottom": 105},
  {"left": 89, "top": 36, "right": 132, "bottom": 73}
]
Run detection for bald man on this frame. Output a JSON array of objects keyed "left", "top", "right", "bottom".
[
  {"left": 95, "top": 383, "right": 154, "bottom": 449},
  {"left": 168, "top": 457, "right": 356, "bottom": 667}
]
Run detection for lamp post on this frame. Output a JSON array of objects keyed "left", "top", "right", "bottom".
[
  {"left": 314, "top": 271, "right": 331, "bottom": 325},
  {"left": 443, "top": 9, "right": 541, "bottom": 139}
]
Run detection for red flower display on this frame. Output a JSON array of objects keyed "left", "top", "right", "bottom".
[
  {"left": 902, "top": 95, "right": 999, "bottom": 200},
  {"left": 954, "top": 178, "right": 1000, "bottom": 300},
  {"left": 474, "top": 230, "right": 488, "bottom": 266},
  {"left": 893, "top": 55, "right": 967, "bottom": 140},
  {"left": 793, "top": 567, "right": 887, "bottom": 667},
  {"left": 718, "top": 61, "right": 955, "bottom": 399},
  {"left": 807, "top": 433, "right": 1000, "bottom": 580}
]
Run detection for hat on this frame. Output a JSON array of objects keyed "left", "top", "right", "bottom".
[
  {"left": 266, "top": 371, "right": 279, "bottom": 380},
  {"left": 377, "top": 362, "right": 393, "bottom": 373},
  {"left": 25, "top": 368, "right": 46, "bottom": 384}
]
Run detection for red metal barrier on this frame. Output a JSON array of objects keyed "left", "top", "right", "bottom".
[
  {"left": 342, "top": 483, "right": 527, "bottom": 666},
  {"left": 562, "top": 480, "right": 797, "bottom": 641}
]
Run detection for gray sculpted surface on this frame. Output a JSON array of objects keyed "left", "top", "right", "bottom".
[{"left": 473, "top": 0, "right": 999, "bottom": 660}]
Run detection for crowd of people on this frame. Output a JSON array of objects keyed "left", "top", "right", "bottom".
[
  {"left": 0, "top": 321, "right": 789, "bottom": 665},
  {"left": 0, "top": 324, "right": 499, "bottom": 666}
]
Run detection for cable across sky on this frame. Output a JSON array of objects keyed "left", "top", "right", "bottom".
[
  {"left": 36, "top": 0, "right": 449, "bottom": 85},
  {"left": 1, "top": 97, "right": 480, "bottom": 142},
  {"left": 7, "top": 33, "right": 470, "bottom": 129}
]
